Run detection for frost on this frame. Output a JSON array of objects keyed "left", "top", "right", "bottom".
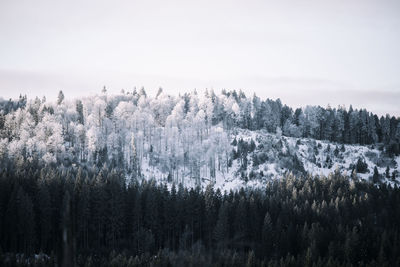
[{"left": 0, "top": 90, "right": 399, "bottom": 191}]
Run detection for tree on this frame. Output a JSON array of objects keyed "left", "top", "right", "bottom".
[
  {"left": 105, "top": 171, "right": 124, "bottom": 249},
  {"left": 283, "top": 119, "right": 301, "bottom": 138},
  {"left": 139, "top": 87, "right": 147, "bottom": 98},
  {"left": 262, "top": 212, "right": 273, "bottom": 256},
  {"left": 37, "top": 182, "right": 52, "bottom": 251},
  {"left": 356, "top": 158, "right": 368, "bottom": 174},
  {"left": 381, "top": 115, "right": 391, "bottom": 144},
  {"left": 233, "top": 197, "right": 248, "bottom": 246},
  {"left": 57, "top": 90, "right": 65, "bottom": 105},
  {"left": 61, "top": 191, "right": 75, "bottom": 267},
  {"left": 392, "top": 170, "right": 398, "bottom": 181},
  {"left": 204, "top": 185, "right": 219, "bottom": 247},
  {"left": 214, "top": 202, "right": 229, "bottom": 248},
  {"left": 76, "top": 100, "right": 84, "bottom": 124},
  {"left": 372, "top": 166, "right": 380, "bottom": 183},
  {"left": 334, "top": 107, "right": 345, "bottom": 142},
  {"left": 385, "top": 166, "right": 390, "bottom": 179},
  {"left": 349, "top": 109, "right": 360, "bottom": 144},
  {"left": 156, "top": 87, "right": 163, "bottom": 98},
  {"left": 245, "top": 250, "right": 256, "bottom": 267},
  {"left": 5, "top": 186, "right": 36, "bottom": 254}
]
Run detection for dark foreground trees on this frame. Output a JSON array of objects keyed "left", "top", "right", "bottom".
[{"left": 0, "top": 160, "right": 400, "bottom": 266}]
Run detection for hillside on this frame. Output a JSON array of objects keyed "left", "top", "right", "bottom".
[
  {"left": 1, "top": 90, "right": 399, "bottom": 191},
  {"left": 139, "top": 127, "right": 400, "bottom": 190},
  {"left": 1, "top": 90, "right": 400, "bottom": 266}
]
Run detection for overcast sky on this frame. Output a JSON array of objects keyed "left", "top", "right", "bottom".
[{"left": 0, "top": 0, "right": 399, "bottom": 116}]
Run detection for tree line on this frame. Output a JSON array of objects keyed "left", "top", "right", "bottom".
[{"left": 1, "top": 158, "right": 399, "bottom": 266}]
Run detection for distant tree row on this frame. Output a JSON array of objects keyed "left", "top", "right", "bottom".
[
  {"left": 222, "top": 90, "right": 400, "bottom": 148},
  {"left": 0, "top": 94, "right": 27, "bottom": 115},
  {"left": 1, "top": 158, "right": 400, "bottom": 266}
]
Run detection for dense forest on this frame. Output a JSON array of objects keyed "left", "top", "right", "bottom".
[
  {"left": 1, "top": 89, "right": 400, "bottom": 164},
  {"left": 1, "top": 159, "right": 400, "bottom": 266},
  {"left": 0, "top": 89, "right": 399, "bottom": 186},
  {"left": 1, "top": 90, "right": 400, "bottom": 266},
  {"left": 2, "top": 0, "right": 399, "bottom": 264}
]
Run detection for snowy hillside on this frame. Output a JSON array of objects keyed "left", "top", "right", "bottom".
[
  {"left": 139, "top": 127, "right": 400, "bottom": 191},
  {"left": 0, "top": 90, "right": 399, "bottom": 191}
]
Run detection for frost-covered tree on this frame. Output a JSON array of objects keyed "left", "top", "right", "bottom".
[
  {"left": 57, "top": 90, "right": 65, "bottom": 105},
  {"left": 0, "top": 89, "right": 398, "bottom": 185}
]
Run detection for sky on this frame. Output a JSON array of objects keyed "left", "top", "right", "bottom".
[{"left": 0, "top": 0, "right": 399, "bottom": 116}]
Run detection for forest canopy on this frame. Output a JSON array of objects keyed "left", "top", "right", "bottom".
[
  {"left": 1, "top": 89, "right": 400, "bottom": 266},
  {"left": 0, "top": 89, "right": 399, "bottom": 179},
  {"left": 0, "top": 160, "right": 399, "bottom": 266}
]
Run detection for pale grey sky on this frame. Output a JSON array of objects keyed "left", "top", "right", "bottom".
[{"left": 0, "top": 0, "right": 399, "bottom": 116}]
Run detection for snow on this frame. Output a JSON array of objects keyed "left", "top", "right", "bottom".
[
  {"left": 1, "top": 92, "right": 399, "bottom": 192},
  {"left": 132, "top": 127, "right": 400, "bottom": 192}
]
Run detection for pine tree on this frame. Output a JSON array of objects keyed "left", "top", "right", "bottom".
[
  {"left": 214, "top": 202, "right": 229, "bottom": 248},
  {"left": 392, "top": 170, "right": 397, "bottom": 181},
  {"left": 385, "top": 166, "right": 390, "bottom": 179},
  {"left": 37, "top": 181, "right": 51, "bottom": 252},
  {"left": 61, "top": 190, "right": 75, "bottom": 267},
  {"left": 262, "top": 212, "right": 273, "bottom": 256},
  {"left": 373, "top": 166, "right": 380, "bottom": 183},
  {"left": 233, "top": 197, "right": 248, "bottom": 245},
  {"left": 57, "top": 90, "right": 65, "bottom": 105},
  {"left": 156, "top": 87, "right": 163, "bottom": 98},
  {"left": 76, "top": 100, "right": 84, "bottom": 125}
]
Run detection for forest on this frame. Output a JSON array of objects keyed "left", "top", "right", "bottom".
[
  {"left": 0, "top": 89, "right": 399, "bottom": 186},
  {"left": 2, "top": 0, "right": 399, "bottom": 265},
  {"left": 1, "top": 159, "right": 400, "bottom": 266},
  {"left": 1, "top": 89, "right": 400, "bottom": 266}
]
